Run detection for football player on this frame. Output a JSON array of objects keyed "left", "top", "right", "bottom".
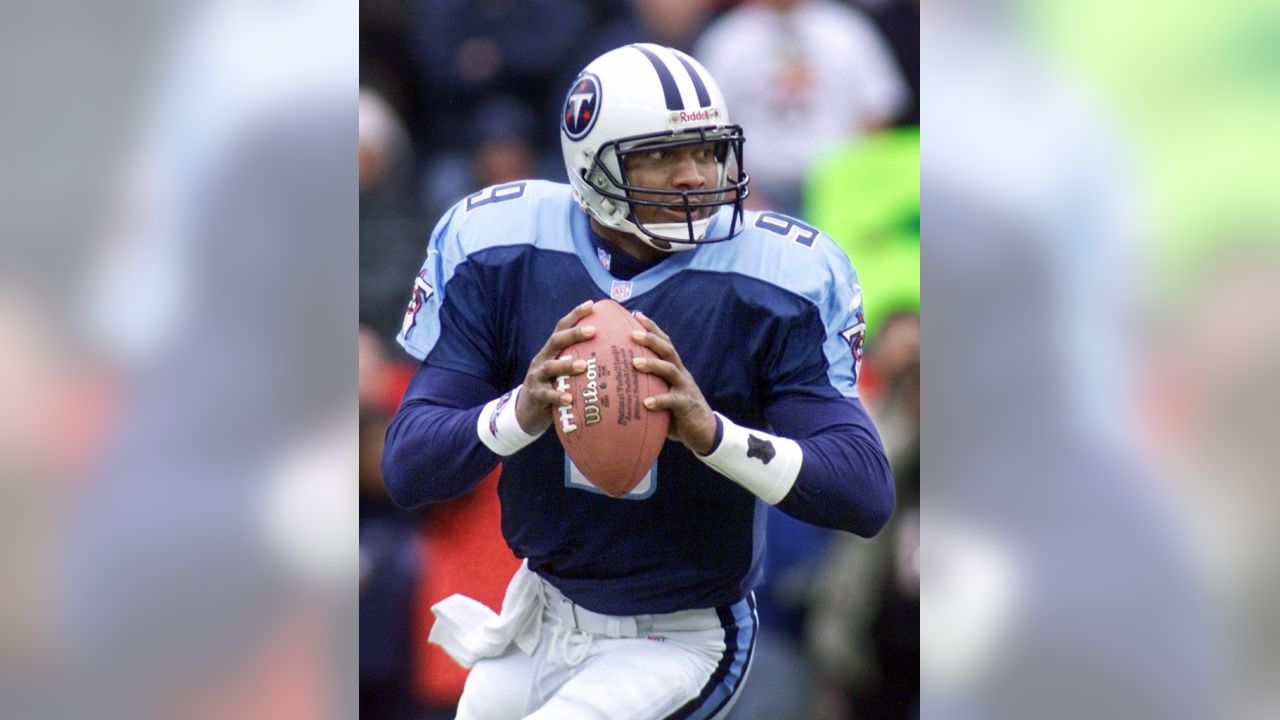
[{"left": 383, "top": 44, "right": 894, "bottom": 720}]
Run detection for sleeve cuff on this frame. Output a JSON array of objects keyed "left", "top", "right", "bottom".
[
  {"left": 698, "top": 415, "right": 725, "bottom": 457},
  {"left": 696, "top": 413, "right": 802, "bottom": 505},
  {"left": 476, "top": 385, "right": 545, "bottom": 456}
]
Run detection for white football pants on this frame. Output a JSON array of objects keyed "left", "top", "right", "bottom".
[{"left": 450, "top": 573, "right": 757, "bottom": 720}]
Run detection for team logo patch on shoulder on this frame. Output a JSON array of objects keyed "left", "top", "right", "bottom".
[
  {"left": 841, "top": 309, "right": 866, "bottom": 378},
  {"left": 562, "top": 72, "right": 602, "bottom": 141},
  {"left": 401, "top": 269, "right": 434, "bottom": 337}
]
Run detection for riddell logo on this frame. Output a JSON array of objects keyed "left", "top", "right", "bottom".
[{"left": 669, "top": 108, "right": 721, "bottom": 124}]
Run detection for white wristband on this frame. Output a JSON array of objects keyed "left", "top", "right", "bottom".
[
  {"left": 476, "top": 385, "right": 544, "bottom": 457},
  {"left": 697, "top": 413, "right": 802, "bottom": 505}
]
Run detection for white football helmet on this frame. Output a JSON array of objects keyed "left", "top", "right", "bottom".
[{"left": 560, "top": 44, "right": 749, "bottom": 252}]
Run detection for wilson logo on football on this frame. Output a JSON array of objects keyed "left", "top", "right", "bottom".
[
  {"left": 580, "top": 356, "right": 602, "bottom": 427},
  {"left": 556, "top": 356, "right": 604, "bottom": 432}
]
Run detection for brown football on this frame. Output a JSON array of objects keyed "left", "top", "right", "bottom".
[{"left": 553, "top": 299, "right": 670, "bottom": 497}]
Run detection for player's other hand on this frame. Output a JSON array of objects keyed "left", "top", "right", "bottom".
[
  {"left": 629, "top": 311, "right": 718, "bottom": 456},
  {"left": 515, "top": 300, "right": 595, "bottom": 435}
]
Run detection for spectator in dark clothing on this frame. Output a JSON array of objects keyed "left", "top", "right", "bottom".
[
  {"left": 854, "top": 0, "right": 919, "bottom": 125},
  {"left": 361, "top": 88, "right": 427, "bottom": 348},
  {"left": 406, "top": 0, "right": 589, "bottom": 158}
]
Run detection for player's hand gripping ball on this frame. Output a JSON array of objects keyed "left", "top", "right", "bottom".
[{"left": 553, "top": 299, "right": 669, "bottom": 496}]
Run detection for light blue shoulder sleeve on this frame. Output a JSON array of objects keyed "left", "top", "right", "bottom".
[
  {"left": 701, "top": 210, "right": 866, "bottom": 397},
  {"left": 395, "top": 180, "right": 570, "bottom": 362},
  {"left": 395, "top": 200, "right": 462, "bottom": 362},
  {"left": 770, "top": 213, "right": 865, "bottom": 399},
  {"left": 822, "top": 258, "right": 866, "bottom": 399}
]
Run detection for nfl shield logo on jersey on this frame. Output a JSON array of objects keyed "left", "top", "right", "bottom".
[{"left": 610, "top": 281, "right": 633, "bottom": 301}]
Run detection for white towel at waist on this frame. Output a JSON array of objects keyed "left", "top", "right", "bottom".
[{"left": 427, "top": 559, "right": 543, "bottom": 669}]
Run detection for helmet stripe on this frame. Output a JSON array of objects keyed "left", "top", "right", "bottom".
[
  {"left": 672, "top": 51, "right": 712, "bottom": 108},
  {"left": 631, "top": 45, "right": 684, "bottom": 111}
]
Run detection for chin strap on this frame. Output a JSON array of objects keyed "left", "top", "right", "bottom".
[
  {"left": 639, "top": 219, "right": 710, "bottom": 247},
  {"left": 584, "top": 190, "right": 708, "bottom": 251}
]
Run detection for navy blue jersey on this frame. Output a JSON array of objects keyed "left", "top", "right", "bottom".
[{"left": 385, "top": 180, "right": 891, "bottom": 614}]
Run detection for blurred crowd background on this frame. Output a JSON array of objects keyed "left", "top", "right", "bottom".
[
  {"left": 2, "top": 0, "right": 1278, "bottom": 719},
  {"left": 358, "top": 1, "right": 920, "bottom": 718}
]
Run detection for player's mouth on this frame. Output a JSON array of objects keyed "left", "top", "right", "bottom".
[{"left": 656, "top": 207, "right": 711, "bottom": 222}]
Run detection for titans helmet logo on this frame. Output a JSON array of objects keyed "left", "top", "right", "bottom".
[{"left": 562, "top": 72, "right": 602, "bottom": 141}]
